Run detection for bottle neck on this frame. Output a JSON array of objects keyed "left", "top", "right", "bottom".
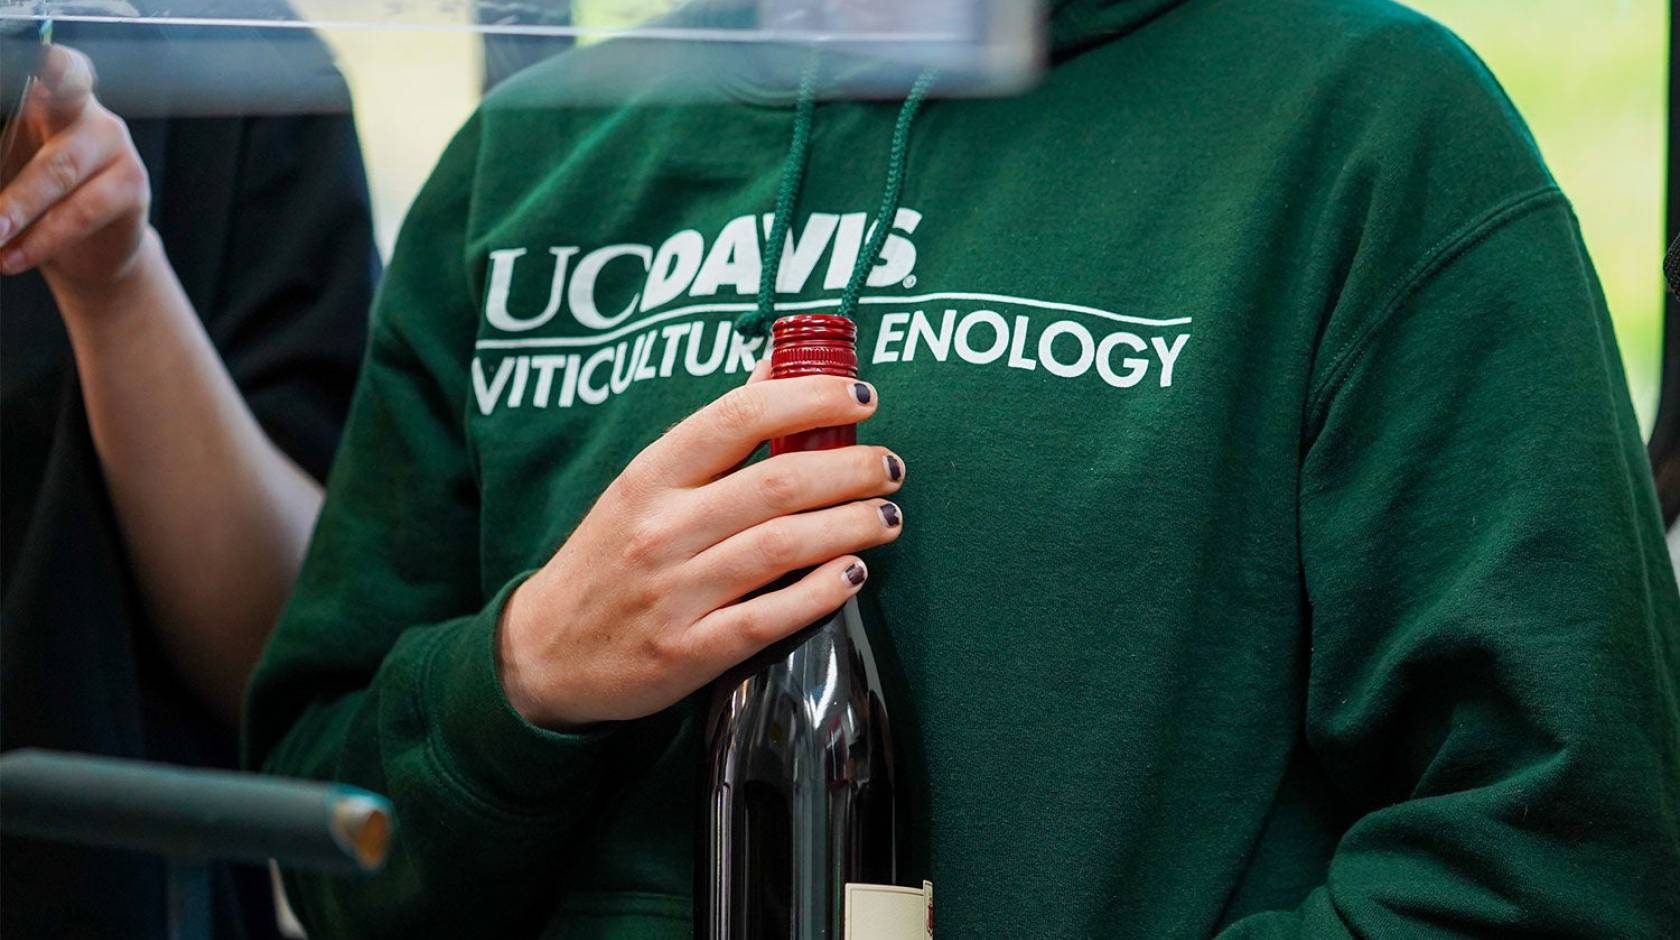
[
  {"left": 768, "top": 315, "right": 859, "bottom": 456},
  {"left": 772, "top": 425, "right": 857, "bottom": 456}
]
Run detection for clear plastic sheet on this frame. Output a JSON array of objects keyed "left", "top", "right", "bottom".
[{"left": 0, "top": 2, "right": 1045, "bottom": 117}]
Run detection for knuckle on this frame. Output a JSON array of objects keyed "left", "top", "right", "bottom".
[
  {"left": 613, "top": 457, "right": 667, "bottom": 507},
  {"left": 62, "top": 196, "right": 97, "bottom": 232},
  {"left": 733, "top": 607, "right": 777, "bottom": 646},
  {"left": 44, "top": 149, "right": 80, "bottom": 194},
  {"left": 612, "top": 462, "right": 651, "bottom": 503},
  {"left": 622, "top": 519, "right": 673, "bottom": 566},
  {"left": 624, "top": 577, "right": 666, "bottom": 618},
  {"left": 726, "top": 608, "right": 759, "bottom": 646},
  {"left": 642, "top": 629, "right": 684, "bottom": 671},
  {"left": 116, "top": 155, "right": 149, "bottom": 195},
  {"left": 752, "top": 523, "right": 794, "bottom": 568},
  {"left": 712, "top": 387, "right": 765, "bottom": 435},
  {"left": 757, "top": 465, "right": 803, "bottom": 509},
  {"left": 647, "top": 572, "right": 688, "bottom": 618}
]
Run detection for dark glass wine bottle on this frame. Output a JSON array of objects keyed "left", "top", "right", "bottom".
[{"left": 700, "top": 315, "right": 926, "bottom": 940}]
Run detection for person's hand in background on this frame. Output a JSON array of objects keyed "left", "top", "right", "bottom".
[
  {"left": 0, "top": 44, "right": 153, "bottom": 294},
  {"left": 0, "top": 43, "right": 328, "bottom": 726}
]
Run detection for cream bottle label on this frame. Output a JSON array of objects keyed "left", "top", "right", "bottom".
[{"left": 844, "top": 881, "right": 934, "bottom": 939}]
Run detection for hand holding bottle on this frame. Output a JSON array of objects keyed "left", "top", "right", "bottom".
[{"left": 497, "top": 372, "right": 906, "bottom": 731}]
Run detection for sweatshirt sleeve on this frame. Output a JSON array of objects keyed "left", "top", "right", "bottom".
[
  {"left": 241, "top": 114, "right": 632, "bottom": 938},
  {"left": 1220, "top": 194, "right": 1680, "bottom": 937}
]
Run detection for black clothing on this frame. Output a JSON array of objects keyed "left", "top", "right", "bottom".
[{"left": 0, "top": 27, "right": 376, "bottom": 939}]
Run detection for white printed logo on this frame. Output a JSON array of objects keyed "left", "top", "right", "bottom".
[
  {"left": 469, "top": 208, "right": 1192, "bottom": 414},
  {"left": 482, "top": 209, "right": 921, "bottom": 333}
]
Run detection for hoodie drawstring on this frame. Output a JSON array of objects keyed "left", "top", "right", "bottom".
[
  {"left": 735, "top": 63, "right": 938, "bottom": 340},
  {"left": 745, "top": 56, "right": 823, "bottom": 341}
]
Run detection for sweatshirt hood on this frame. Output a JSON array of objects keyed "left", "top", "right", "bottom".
[
  {"left": 1051, "top": 0, "right": 1194, "bottom": 56},
  {"left": 732, "top": 0, "right": 1191, "bottom": 338}
]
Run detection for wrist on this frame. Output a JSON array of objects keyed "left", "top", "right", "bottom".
[
  {"left": 496, "top": 575, "right": 594, "bottom": 733},
  {"left": 50, "top": 227, "right": 168, "bottom": 333},
  {"left": 426, "top": 576, "right": 623, "bottom": 817}
]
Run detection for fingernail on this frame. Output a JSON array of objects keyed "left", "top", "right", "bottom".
[
  {"left": 884, "top": 454, "right": 903, "bottom": 483},
  {"left": 842, "top": 562, "right": 868, "bottom": 587},
  {"left": 0, "top": 216, "right": 12, "bottom": 244},
  {"left": 0, "top": 250, "right": 21, "bottom": 275},
  {"left": 853, "top": 382, "right": 873, "bottom": 405},
  {"left": 878, "top": 502, "right": 902, "bottom": 527}
]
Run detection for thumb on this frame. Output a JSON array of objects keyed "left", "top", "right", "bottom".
[
  {"left": 746, "top": 340, "right": 775, "bottom": 385},
  {"left": 32, "top": 45, "right": 96, "bottom": 134}
]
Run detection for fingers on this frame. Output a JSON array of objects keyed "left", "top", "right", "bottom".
[
  {"left": 682, "top": 498, "right": 903, "bottom": 611},
  {"left": 0, "top": 104, "right": 133, "bottom": 248},
  {"left": 34, "top": 46, "right": 97, "bottom": 134},
  {"left": 745, "top": 347, "right": 774, "bottom": 385},
  {"left": 674, "top": 445, "right": 905, "bottom": 553},
  {"left": 635, "top": 375, "right": 878, "bottom": 487},
  {"left": 0, "top": 160, "right": 146, "bottom": 275},
  {"left": 685, "top": 556, "right": 869, "bottom": 673}
]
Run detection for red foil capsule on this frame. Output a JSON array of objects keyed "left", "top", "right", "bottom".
[{"left": 770, "top": 315, "right": 859, "bottom": 456}]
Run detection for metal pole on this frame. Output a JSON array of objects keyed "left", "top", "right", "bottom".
[{"left": 0, "top": 749, "right": 393, "bottom": 874}]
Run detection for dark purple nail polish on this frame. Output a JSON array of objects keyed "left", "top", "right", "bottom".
[
  {"left": 843, "top": 562, "right": 867, "bottom": 587},
  {"left": 879, "top": 502, "right": 901, "bottom": 527},
  {"left": 884, "top": 454, "right": 903, "bottom": 482},
  {"left": 853, "top": 382, "right": 872, "bottom": 405}
]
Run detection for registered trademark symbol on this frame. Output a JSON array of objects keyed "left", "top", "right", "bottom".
[{"left": 903, "top": 275, "right": 918, "bottom": 289}]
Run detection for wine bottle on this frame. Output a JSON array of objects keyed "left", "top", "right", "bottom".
[{"left": 700, "top": 315, "right": 928, "bottom": 940}]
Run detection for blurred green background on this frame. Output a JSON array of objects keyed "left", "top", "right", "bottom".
[
  {"left": 1409, "top": 0, "right": 1669, "bottom": 432},
  {"left": 307, "top": 0, "right": 1670, "bottom": 430}
]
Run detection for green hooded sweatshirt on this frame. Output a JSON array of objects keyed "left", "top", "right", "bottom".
[{"left": 246, "top": 0, "right": 1680, "bottom": 936}]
